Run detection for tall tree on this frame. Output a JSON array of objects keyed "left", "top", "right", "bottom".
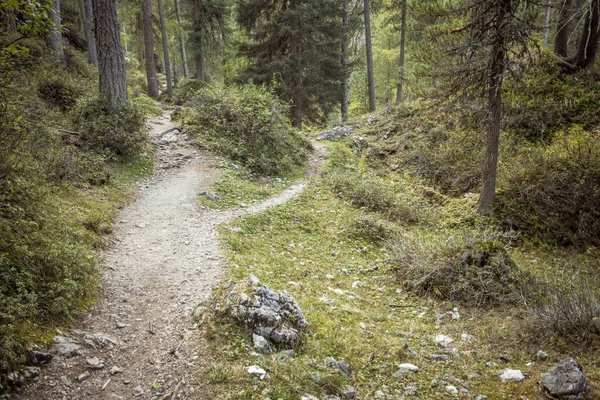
[
  {"left": 190, "top": 0, "right": 227, "bottom": 81},
  {"left": 191, "top": 0, "right": 205, "bottom": 79},
  {"left": 80, "top": 0, "right": 97, "bottom": 66},
  {"left": 238, "top": 0, "right": 344, "bottom": 128},
  {"left": 142, "top": 0, "right": 159, "bottom": 97},
  {"left": 93, "top": 0, "right": 128, "bottom": 108},
  {"left": 364, "top": 0, "right": 376, "bottom": 111},
  {"left": 568, "top": 0, "right": 600, "bottom": 69},
  {"left": 157, "top": 0, "right": 173, "bottom": 97},
  {"left": 542, "top": 0, "right": 552, "bottom": 48},
  {"left": 50, "top": 0, "right": 66, "bottom": 64},
  {"left": 342, "top": 0, "right": 350, "bottom": 122},
  {"left": 395, "top": 0, "right": 407, "bottom": 104},
  {"left": 555, "top": 0, "right": 572, "bottom": 57},
  {"left": 174, "top": 0, "right": 190, "bottom": 78}
]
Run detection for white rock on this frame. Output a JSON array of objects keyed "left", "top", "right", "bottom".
[
  {"left": 325, "top": 274, "right": 334, "bottom": 279},
  {"left": 231, "top": 227, "right": 244, "bottom": 233},
  {"left": 352, "top": 281, "right": 363, "bottom": 288},
  {"left": 446, "top": 385, "right": 459, "bottom": 395},
  {"left": 461, "top": 333, "right": 474, "bottom": 343},
  {"left": 359, "top": 322, "right": 366, "bottom": 329},
  {"left": 435, "top": 334, "right": 454, "bottom": 347},
  {"left": 498, "top": 369, "right": 525, "bottom": 382},
  {"left": 319, "top": 296, "right": 335, "bottom": 305},
  {"left": 247, "top": 365, "right": 267, "bottom": 380},
  {"left": 398, "top": 363, "right": 419, "bottom": 372},
  {"left": 328, "top": 287, "right": 344, "bottom": 295},
  {"left": 300, "top": 395, "right": 319, "bottom": 400},
  {"left": 248, "top": 274, "right": 260, "bottom": 285}
]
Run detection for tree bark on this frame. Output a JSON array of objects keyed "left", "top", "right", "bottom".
[
  {"left": 50, "top": 0, "right": 66, "bottom": 65},
  {"left": 80, "top": 0, "right": 98, "bottom": 66},
  {"left": 174, "top": 0, "right": 190, "bottom": 79},
  {"left": 341, "top": 0, "right": 349, "bottom": 122},
  {"left": 142, "top": 0, "right": 159, "bottom": 97},
  {"left": 364, "top": 0, "right": 376, "bottom": 112},
  {"left": 93, "top": 0, "right": 128, "bottom": 109},
  {"left": 395, "top": 0, "right": 407, "bottom": 104},
  {"left": 157, "top": 0, "right": 173, "bottom": 97},
  {"left": 555, "top": 0, "right": 572, "bottom": 57},
  {"left": 542, "top": 0, "right": 552, "bottom": 48},
  {"left": 569, "top": 0, "right": 600, "bottom": 69},
  {"left": 191, "top": 0, "right": 205, "bottom": 80}
]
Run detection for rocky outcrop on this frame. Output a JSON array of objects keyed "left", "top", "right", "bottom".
[
  {"left": 541, "top": 358, "right": 587, "bottom": 400},
  {"left": 317, "top": 126, "right": 353, "bottom": 141}
]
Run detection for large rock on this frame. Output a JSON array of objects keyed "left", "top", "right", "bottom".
[
  {"left": 226, "top": 277, "right": 308, "bottom": 353},
  {"left": 50, "top": 336, "right": 80, "bottom": 357},
  {"left": 317, "top": 126, "right": 353, "bottom": 141},
  {"left": 541, "top": 358, "right": 587, "bottom": 400}
]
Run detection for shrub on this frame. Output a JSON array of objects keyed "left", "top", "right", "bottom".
[
  {"left": 349, "top": 213, "right": 401, "bottom": 243},
  {"left": 497, "top": 127, "right": 600, "bottom": 247},
  {"left": 527, "top": 274, "right": 600, "bottom": 342},
  {"left": 172, "top": 78, "right": 207, "bottom": 106},
  {"left": 72, "top": 96, "right": 149, "bottom": 158},
  {"left": 132, "top": 95, "right": 163, "bottom": 117},
  {"left": 184, "top": 85, "right": 312, "bottom": 175},
  {"left": 38, "top": 80, "right": 79, "bottom": 110},
  {"left": 392, "top": 230, "right": 530, "bottom": 307}
]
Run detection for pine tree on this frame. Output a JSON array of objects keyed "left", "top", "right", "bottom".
[
  {"left": 142, "top": 0, "right": 159, "bottom": 97},
  {"left": 157, "top": 0, "right": 173, "bottom": 97},
  {"left": 238, "top": 0, "right": 345, "bottom": 128}
]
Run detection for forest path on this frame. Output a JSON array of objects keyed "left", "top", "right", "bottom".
[{"left": 15, "top": 111, "right": 327, "bottom": 400}]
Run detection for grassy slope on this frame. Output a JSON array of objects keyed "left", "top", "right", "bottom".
[{"left": 200, "top": 133, "right": 600, "bottom": 399}]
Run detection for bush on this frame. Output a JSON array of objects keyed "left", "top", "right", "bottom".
[
  {"left": 392, "top": 230, "right": 530, "bottom": 307},
  {"left": 72, "top": 96, "right": 149, "bottom": 158},
  {"left": 349, "top": 213, "right": 401, "bottom": 243},
  {"left": 172, "top": 78, "right": 207, "bottom": 106},
  {"left": 497, "top": 127, "right": 600, "bottom": 247},
  {"left": 184, "top": 85, "right": 312, "bottom": 175},
  {"left": 132, "top": 95, "right": 163, "bottom": 117}
]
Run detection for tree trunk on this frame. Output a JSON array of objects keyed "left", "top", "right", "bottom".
[
  {"left": 477, "top": 34, "right": 506, "bottom": 215},
  {"left": 569, "top": 0, "right": 600, "bottom": 69},
  {"left": 50, "top": 0, "right": 66, "bottom": 65},
  {"left": 542, "top": 0, "right": 552, "bottom": 48},
  {"left": 395, "top": 0, "right": 407, "bottom": 104},
  {"left": 157, "top": 0, "right": 173, "bottom": 97},
  {"left": 364, "top": 0, "right": 376, "bottom": 112},
  {"left": 192, "top": 0, "right": 205, "bottom": 80},
  {"left": 142, "top": 0, "right": 159, "bottom": 97},
  {"left": 555, "top": 0, "right": 572, "bottom": 57},
  {"left": 80, "top": 0, "right": 98, "bottom": 66},
  {"left": 174, "top": 0, "right": 190, "bottom": 79},
  {"left": 93, "top": 0, "right": 128, "bottom": 109},
  {"left": 341, "top": 0, "right": 349, "bottom": 122}
]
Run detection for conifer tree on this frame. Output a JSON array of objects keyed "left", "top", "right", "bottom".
[{"left": 238, "top": 0, "right": 345, "bottom": 128}]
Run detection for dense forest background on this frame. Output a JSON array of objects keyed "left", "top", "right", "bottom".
[{"left": 1, "top": 0, "right": 600, "bottom": 396}]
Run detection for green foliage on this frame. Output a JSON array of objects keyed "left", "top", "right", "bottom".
[
  {"left": 72, "top": 96, "right": 149, "bottom": 158},
  {"left": 349, "top": 213, "right": 401, "bottom": 243},
  {"left": 171, "top": 78, "right": 208, "bottom": 105},
  {"left": 184, "top": 85, "right": 312, "bottom": 175},
  {"left": 132, "top": 95, "right": 164, "bottom": 117},
  {"left": 498, "top": 127, "right": 600, "bottom": 247}
]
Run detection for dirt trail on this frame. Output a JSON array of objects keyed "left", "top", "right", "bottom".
[{"left": 15, "top": 111, "right": 326, "bottom": 400}]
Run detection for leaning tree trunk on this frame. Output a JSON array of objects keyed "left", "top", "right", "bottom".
[
  {"left": 80, "top": 0, "right": 98, "bottom": 66},
  {"left": 50, "top": 0, "right": 66, "bottom": 65},
  {"left": 191, "top": 0, "right": 205, "bottom": 80},
  {"left": 364, "top": 0, "right": 376, "bottom": 112},
  {"left": 174, "top": 0, "right": 190, "bottom": 79},
  {"left": 555, "top": 0, "right": 573, "bottom": 57},
  {"left": 142, "top": 0, "right": 159, "bottom": 97},
  {"left": 341, "top": 0, "right": 349, "bottom": 122},
  {"left": 395, "top": 0, "right": 407, "bottom": 104},
  {"left": 157, "top": 0, "right": 172, "bottom": 97},
  {"left": 93, "top": 0, "right": 127, "bottom": 109},
  {"left": 569, "top": 0, "right": 600, "bottom": 69}
]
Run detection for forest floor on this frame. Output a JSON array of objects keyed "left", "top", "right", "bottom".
[{"left": 13, "top": 111, "right": 327, "bottom": 400}]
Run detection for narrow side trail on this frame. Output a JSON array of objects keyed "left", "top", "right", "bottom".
[{"left": 15, "top": 112, "right": 326, "bottom": 400}]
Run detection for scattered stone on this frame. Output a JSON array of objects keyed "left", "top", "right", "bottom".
[
  {"left": 430, "top": 354, "right": 451, "bottom": 361},
  {"left": 475, "top": 395, "right": 488, "bottom": 400},
  {"left": 398, "top": 363, "right": 419, "bottom": 372},
  {"left": 498, "top": 369, "right": 525, "bottom": 383},
  {"left": 467, "top": 372, "right": 480, "bottom": 380},
  {"left": 341, "top": 385, "right": 356, "bottom": 399},
  {"left": 434, "top": 334, "right": 454, "bottom": 347},
  {"left": 109, "top": 366, "right": 123, "bottom": 375},
  {"left": 86, "top": 357, "right": 105, "bottom": 370},
  {"left": 325, "top": 357, "right": 352, "bottom": 378},
  {"left": 312, "top": 373, "right": 323, "bottom": 386},
  {"left": 199, "top": 191, "right": 221, "bottom": 200},
  {"left": 50, "top": 336, "right": 81, "bottom": 357},
  {"left": 486, "top": 361, "right": 498, "bottom": 368},
  {"left": 31, "top": 351, "right": 53, "bottom": 365},
  {"left": 536, "top": 350, "right": 549, "bottom": 360},
  {"left": 499, "top": 354, "right": 514, "bottom": 363},
  {"left": 247, "top": 365, "right": 267, "bottom": 380},
  {"left": 300, "top": 395, "right": 319, "bottom": 400},
  {"left": 317, "top": 126, "right": 353, "bottom": 141},
  {"left": 115, "top": 321, "right": 126, "bottom": 329},
  {"left": 77, "top": 371, "right": 91, "bottom": 382},
  {"left": 85, "top": 332, "right": 117, "bottom": 348},
  {"left": 253, "top": 334, "right": 275, "bottom": 354},
  {"left": 446, "top": 385, "right": 459, "bottom": 395},
  {"left": 541, "top": 358, "right": 587, "bottom": 400},
  {"left": 133, "top": 385, "right": 144, "bottom": 397},
  {"left": 461, "top": 333, "right": 474, "bottom": 343},
  {"left": 403, "top": 385, "right": 418, "bottom": 396},
  {"left": 231, "top": 227, "right": 244, "bottom": 233}
]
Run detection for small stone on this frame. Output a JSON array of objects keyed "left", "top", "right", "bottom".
[
  {"left": 341, "top": 385, "right": 356, "bottom": 399},
  {"left": 403, "top": 385, "right": 418, "bottom": 396},
  {"left": 398, "top": 363, "right": 419, "bottom": 372},
  {"left": 51, "top": 336, "right": 81, "bottom": 358},
  {"left": 231, "top": 227, "right": 244, "bottom": 233},
  {"left": 109, "top": 366, "right": 123, "bottom": 375},
  {"left": 499, "top": 354, "right": 514, "bottom": 363},
  {"left": 536, "top": 350, "right": 548, "bottom": 360},
  {"left": 475, "top": 395, "right": 488, "bottom": 400},
  {"left": 133, "top": 385, "right": 144, "bottom": 397},
  {"left": 461, "top": 333, "right": 474, "bottom": 343},
  {"left": 253, "top": 334, "right": 275, "bottom": 354},
  {"left": 430, "top": 354, "right": 451, "bottom": 361},
  {"left": 77, "top": 371, "right": 91, "bottom": 382},
  {"left": 446, "top": 385, "right": 459, "bottom": 395},
  {"left": 247, "top": 365, "right": 267, "bottom": 380},
  {"left": 248, "top": 274, "right": 260, "bottom": 285},
  {"left": 86, "top": 357, "right": 105, "bottom": 370},
  {"left": 498, "top": 369, "right": 525, "bottom": 383},
  {"left": 115, "top": 321, "right": 126, "bottom": 329},
  {"left": 434, "top": 334, "right": 454, "bottom": 347},
  {"left": 300, "top": 395, "right": 319, "bottom": 400},
  {"left": 467, "top": 372, "right": 480, "bottom": 380}
]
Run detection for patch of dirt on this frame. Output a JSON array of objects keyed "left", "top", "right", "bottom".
[{"left": 13, "top": 110, "right": 325, "bottom": 400}]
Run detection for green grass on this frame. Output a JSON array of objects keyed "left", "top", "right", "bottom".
[{"left": 200, "top": 145, "right": 600, "bottom": 399}]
